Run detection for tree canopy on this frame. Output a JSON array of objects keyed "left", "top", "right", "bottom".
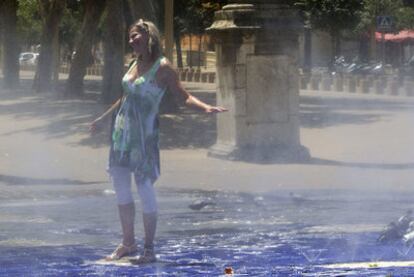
[
  {"left": 296, "top": 0, "right": 414, "bottom": 64},
  {"left": 296, "top": 0, "right": 363, "bottom": 34},
  {"left": 17, "top": 0, "right": 42, "bottom": 49},
  {"left": 3, "top": 0, "right": 414, "bottom": 93},
  {"left": 295, "top": 0, "right": 363, "bottom": 65}
]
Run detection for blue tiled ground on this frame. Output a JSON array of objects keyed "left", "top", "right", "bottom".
[{"left": 1, "top": 188, "right": 414, "bottom": 276}]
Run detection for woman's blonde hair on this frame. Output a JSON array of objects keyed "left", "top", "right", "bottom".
[{"left": 129, "top": 19, "right": 162, "bottom": 61}]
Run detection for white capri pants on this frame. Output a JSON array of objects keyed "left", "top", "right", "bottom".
[{"left": 108, "top": 166, "right": 158, "bottom": 213}]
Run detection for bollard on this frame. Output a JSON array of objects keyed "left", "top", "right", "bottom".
[
  {"left": 356, "top": 75, "right": 363, "bottom": 87},
  {"left": 357, "top": 78, "right": 370, "bottom": 94},
  {"left": 194, "top": 69, "right": 201, "bottom": 82},
  {"left": 387, "top": 77, "right": 399, "bottom": 96},
  {"left": 176, "top": 68, "right": 181, "bottom": 80},
  {"left": 404, "top": 81, "right": 414, "bottom": 96},
  {"left": 333, "top": 76, "right": 343, "bottom": 92},
  {"left": 201, "top": 72, "right": 208, "bottom": 82},
  {"left": 346, "top": 76, "right": 356, "bottom": 93},
  {"left": 300, "top": 74, "right": 309, "bottom": 90},
  {"left": 180, "top": 68, "right": 188, "bottom": 81},
  {"left": 374, "top": 78, "right": 386, "bottom": 94},
  {"left": 308, "top": 74, "right": 321, "bottom": 91},
  {"left": 186, "top": 69, "right": 195, "bottom": 82},
  {"left": 366, "top": 75, "right": 375, "bottom": 92},
  {"left": 208, "top": 72, "right": 215, "bottom": 83},
  {"left": 176, "top": 68, "right": 181, "bottom": 81},
  {"left": 321, "top": 75, "right": 332, "bottom": 91}
]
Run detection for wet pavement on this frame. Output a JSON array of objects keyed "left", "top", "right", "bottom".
[
  {"left": 2, "top": 76, "right": 414, "bottom": 275},
  {"left": 2, "top": 185, "right": 414, "bottom": 276}
]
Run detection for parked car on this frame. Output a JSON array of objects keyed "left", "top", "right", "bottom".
[{"left": 19, "top": 52, "right": 39, "bottom": 66}]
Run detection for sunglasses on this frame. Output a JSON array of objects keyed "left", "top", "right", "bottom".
[{"left": 135, "top": 19, "right": 149, "bottom": 33}]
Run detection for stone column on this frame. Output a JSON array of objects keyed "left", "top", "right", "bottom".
[{"left": 207, "top": 1, "right": 310, "bottom": 162}]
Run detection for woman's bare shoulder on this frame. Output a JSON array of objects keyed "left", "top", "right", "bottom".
[
  {"left": 156, "top": 58, "right": 179, "bottom": 88},
  {"left": 158, "top": 58, "right": 178, "bottom": 77},
  {"left": 159, "top": 58, "right": 174, "bottom": 70}
]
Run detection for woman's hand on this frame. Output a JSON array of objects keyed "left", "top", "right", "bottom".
[
  {"left": 89, "top": 117, "right": 104, "bottom": 134},
  {"left": 204, "top": 105, "right": 228, "bottom": 114},
  {"left": 88, "top": 98, "right": 122, "bottom": 134}
]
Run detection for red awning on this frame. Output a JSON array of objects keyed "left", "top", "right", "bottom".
[{"left": 375, "top": 30, "right": 414, "bottom": 42}]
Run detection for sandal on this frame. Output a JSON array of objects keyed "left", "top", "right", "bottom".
[
  {"left": 129, "top": 248, "right": 157, "bottom": 264},
  {"left": 105, "top": 243, "right": 138, "bottom": 261}
]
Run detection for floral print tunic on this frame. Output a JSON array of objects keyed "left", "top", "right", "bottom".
[{"left": 109, "top": 56, "right": 166, "bottom": 184}]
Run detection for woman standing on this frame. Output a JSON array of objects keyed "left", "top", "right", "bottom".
[{"left": 90, "top": 19, "right": 226, "bottom": 264}]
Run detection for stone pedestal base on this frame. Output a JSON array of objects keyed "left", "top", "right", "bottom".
[
  {"left": 208, "top": 2, "right": 307, "bottom": 163},
  {"left": 208, "top": 142, "right": 310, "bottom": 163}
]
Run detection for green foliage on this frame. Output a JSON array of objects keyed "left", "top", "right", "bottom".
[
  {"left": 17, "top": 0, "right": 42, "bottom": 48},
  {"left": 200, "top": 1, "right": 227, "bottom": 31},
  {"left": 174, "top": 0, "right": 227, "bottom": 35},
  {"left": 295, "top": 0, "right": 363, "bottom": 34},
  {"left": 17, "top": 0, "right": 83, "bottom": 52},
  {"left": 398, "top": 6, "right": 414, "bottom": 28},
  {"left": 296, "top": 0, "right": 414, "bottom": 38},
  {"left": 60, "top": 1, "right": 82, "bottom": 53},
  {"left": 355, "top": 0, "right": 404, "bottom": 33}
]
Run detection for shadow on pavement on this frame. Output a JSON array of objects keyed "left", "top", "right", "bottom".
[
  {"left": 2, "top": 78, "right": 414, "bottom": 153},
  {"left": 309, "top": 158, "right": 414, "bottom": 170},
  {"left": 0, "top": 79, "right": 217, "bottom": 149},
  {"left": 300, "top": 95, "right": 414, "bottom": 129},
  {"left": 0, "top": 174, "right": 101, "bottom": 186}
]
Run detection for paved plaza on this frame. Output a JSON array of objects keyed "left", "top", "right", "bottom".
[
  {"left": 2, "top": 73, "right": 414, "bottom": 194},
  {"left": 2, "top": 73, "right": 414, "bottom": 275}
]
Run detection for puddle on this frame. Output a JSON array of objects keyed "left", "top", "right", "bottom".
[{"left": 1, "top": 188, "right": 414, "bottom": 276}]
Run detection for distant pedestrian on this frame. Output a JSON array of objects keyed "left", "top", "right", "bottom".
[{"left": 90, "top": 19, "right": 226, "bottom": 264}]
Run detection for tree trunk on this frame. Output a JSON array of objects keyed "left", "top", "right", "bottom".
[
  {"left": 52, "top": 29, "right": 60, "bottom": 89},
  {"left": 303, "top": 26, "right": 312, "bottom": 73},
  {"left": 65, "top": 0, "right": 106, "bottom": 96},
  {"left": 358, "top": 36, "right": 369, "bottom": 63},
  {"left": 175, "top": 33, "right": 183, "bottom": 68},
  {"left": 127, "top": 0, "right": 159, "bottom": 23},
  {"left": 189, "top": 34, "right": 192, "bottom": 68},
  {"left": 0, "top": 5, "right": 3, "bottom": 68},
  {"left": 33, "top": 0, "right": 65, "bottom": 93},
  {"left": 102, "top": 0, "right": 125, "bottom": 104},
  {"left": 1, "top": 0, "right": 20, "bottom": 89},
  {"left": 335, "top": 34, "right": 341, "bottom": 61},
  {"left": 330, "top": 30, "right": 341, "bottom": 70},
  {"left": 198, "top": 34, "right": 202, "bottom": 70},
  {"left": 369, "top": 24, "right": 377, "bottom": 62}
]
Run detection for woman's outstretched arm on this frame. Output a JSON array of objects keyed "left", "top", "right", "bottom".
[
  {"left": 89, "top": 97, "right": 122, "bottom": 133},
  {"left": 158, "top": 60, "right": 227, "bottom": 113}
]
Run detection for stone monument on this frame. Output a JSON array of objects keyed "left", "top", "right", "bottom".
[{"left": 207, "top": 0, "right": 310, "bottom": 162}]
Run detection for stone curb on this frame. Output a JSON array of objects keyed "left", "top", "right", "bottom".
[{"left": 300, "top": 73, "right": 414, "bottom": 97}]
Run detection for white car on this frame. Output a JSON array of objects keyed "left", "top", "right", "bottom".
[{"left": 19, "top": 52, "right": 39, "bottom": 66}]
